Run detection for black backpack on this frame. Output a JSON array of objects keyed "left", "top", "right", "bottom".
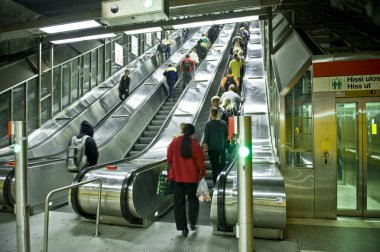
[
  {"left": 183, "top": 61, "right": 191, "bottom": 71},
  {"left": 225, "top": 76, "right": 236, "bottom": 91}
]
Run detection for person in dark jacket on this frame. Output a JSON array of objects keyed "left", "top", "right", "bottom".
[
  {"left": 203, "top": 107, "right": 228, "bottom": 185},
  {"left": 167, "top": 123, "right": 206, "bottom": 237},
  {"left": 119, "top": 69, "right": 130, "bottom": 100},
  {"left": 77, "top": 120, "right": 99, "bottom": 167},
  {"left": 194, "top": 40, "right": 208, "bottom": 61},
  {"left": 163, "top": 64, "right": 178, "bottom": 102}
]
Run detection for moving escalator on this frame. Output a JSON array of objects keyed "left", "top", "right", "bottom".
[
  {"left": 0, "top": 29, "right": 196, "bottom": 213},
  {"left": 209, "top": 21, "right": 286, "bottom": 240},
  {"left": 70, "top": 24, "right": 236, "bottom": 227}
]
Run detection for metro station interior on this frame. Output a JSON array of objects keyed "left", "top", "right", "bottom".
[{"left": 1, "top": 0, "right": 380, "bottom": 251}]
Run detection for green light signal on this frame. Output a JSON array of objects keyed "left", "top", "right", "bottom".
[
  {"left": 14, "top": 144, "right": 21, "bottom": 153},
  {"left": 239, "top": 146, "right": 249, "bottom": 158}
]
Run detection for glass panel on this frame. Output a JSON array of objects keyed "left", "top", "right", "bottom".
[
  {"left": 41, "top": 71, "right": 51, "bottom": 98},
  {"left": 13, "top": 84, "right": 26, "bottom": 121},
  {"left": 41, "top": 97, "right": 51, "bottom": 125},
  {"left": 0, "top": 91, "right": 11, "bottom": 138},
  {"left": 83, "top": 54, "right": 90, "bottom": 93},
  {"left": 71, "top": 58, "right": 79, "bottom": 101},
  {"left": 28, "top": 78, "right": 37, "bottom": 131},
  {"left": 366, "top": 102, "right": 380, "bottom": 211},
  {"left": 53, "top": 66, "right": 61, "bottom": 114},
  {"left": 105, "top": 61, "right": 111, "bottom": 79},
  {"left": 98, "top": 47, "right": 104, "bottom": 83},
  {"left": 91, "top": 50, "right": 97, "bottom": 87},
  {"left": 336, "top": 102, "right": 358, "bottom": 210},
  {"left": 285, "top": 71, "right": 313, "bottom": 168},
  {"left": 62, "top": 62, "right": 70, "bottom": 108}
]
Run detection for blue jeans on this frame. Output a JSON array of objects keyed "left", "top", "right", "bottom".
[
  {"left": 165, "top": 47, "right": 171, "bottom": 60},
  {"left": 167, "top": 79, "right": 175, "bottom": 98}
]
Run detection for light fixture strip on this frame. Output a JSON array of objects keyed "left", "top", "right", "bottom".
[
  {"left": 51, "top": 33, "right": 116, "bottom": 44},
  {"left": 124, "top": 27, "right": 162, "bottom": 35},
  {"left": 40, "top": 20, "right": 102, "bottom": 34}
]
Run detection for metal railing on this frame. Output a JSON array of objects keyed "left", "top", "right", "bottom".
[{"left": 43, "top": 178, "right": 103, "bottom": 252}]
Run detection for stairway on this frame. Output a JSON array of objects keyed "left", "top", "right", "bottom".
[{"left": 126, "top": 84, "right": 183, "bottom": 157}]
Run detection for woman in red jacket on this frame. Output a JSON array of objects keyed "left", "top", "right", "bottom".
[{"left": 167, "top": 123, "right": 206, "bottom": 237}]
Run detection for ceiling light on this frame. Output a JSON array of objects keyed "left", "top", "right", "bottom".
[
  {"left": 144, "top": 0, "right": 153, "bottom": 8},
  {"left": 40, "top": 20, "right": 102, "bottom": 34},
  {"left": 214, "top": 16, "right": 258, "bottom": 25},
  {"left": 124, "top": 27, "right": 162, "bottom": 35},
  {"left": 172, "top": 21, "right": 214, "bottom": 29},
  {"left": 51, "top": 33, "right": 116, "bottom": 44}
]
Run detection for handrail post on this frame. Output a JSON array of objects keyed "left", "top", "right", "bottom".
[{"left": 43, "top": 178, "right": 102, "bottom": 252}]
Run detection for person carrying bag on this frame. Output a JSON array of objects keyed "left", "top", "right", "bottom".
[
  {"left": 167, "top": 124, "right": 206, "bottom": 237},
  {"left": 156, "top": 164, "right": 173, "bottom": 196}
]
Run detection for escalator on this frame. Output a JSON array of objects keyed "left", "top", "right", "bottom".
[
  {"left": 209, "top": 21, "right": 287, "bottom": 240},
  {"left": 0, "top": 29, "right": 197, "bottom": 213},
  {"left": 70, "top": 24, "right": 236, "bottom": 227}
]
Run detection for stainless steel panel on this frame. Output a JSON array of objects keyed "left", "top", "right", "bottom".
[
  {"left": 216, "top": 164, "right": 286, "bottom": 229},
  {"left": 313, "top": 92, "right": 337, "bottom": 218},
  {"left": 0, "top": 60, "right": 37, "bottom": 93},
  {"left": 283, "top": 168, "right": 315, "bottom": 218},
  {"left": 272, "top": 31, "right": 312, "bottom": 96}
]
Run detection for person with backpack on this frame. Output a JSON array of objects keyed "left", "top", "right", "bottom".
[
  {"left": 180, "top": 54, "right": 195, "bottom": 89},
  {"left": 66, "top": 120, "right": 98, "bottom": 173},
  {"left": 194, "top": 40, "right": 208, "bottom": 61},
  {"left": 118, "top": 69, "right": 130, "bottom": 100},
  {"left": 229, "top": 54, "right": 243, "bottom": 90},
  {"left": 220, "top": 68, "right": 240, "bottom": 92}
]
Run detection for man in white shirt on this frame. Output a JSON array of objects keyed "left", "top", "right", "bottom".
[{"left": 221, "top": 85, "right": 241, "bottom": 113}]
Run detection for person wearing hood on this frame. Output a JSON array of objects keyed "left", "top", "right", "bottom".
[
  {"left": 163, "top": 64, "right": 178, "bottom": 102},
  {"left": 167, "top": 123, "right": 206, "bottom": 237},
  {"left": 77, "top": 121, "right": 99, "bottom": 167},
  {"left": 203, "top": 107, "right": 228, "bottom": 185}
]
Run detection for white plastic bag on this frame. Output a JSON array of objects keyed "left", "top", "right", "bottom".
[{"left": 196, "top": 178, "right": 211, "bottom": 202}]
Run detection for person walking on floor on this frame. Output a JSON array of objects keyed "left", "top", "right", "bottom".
[
  {"left": 163, "top": 64, "right": 178, "bottom": 102},
  {"left": 118, "top": 69, "right": 131, "bottom": 100},
  {"left": 167, "top": 123, "right": 206, "bottom": 237},
  {"left": 203, "top": 107, "right": 228, "bottom": 185}
]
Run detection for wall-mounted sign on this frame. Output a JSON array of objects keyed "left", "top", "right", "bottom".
[
  {"left": 114, "top": 42, "right": 123, "bottom": 66},
  {"left": 312, "top": 59, "right": 380, "bottom": 92}
]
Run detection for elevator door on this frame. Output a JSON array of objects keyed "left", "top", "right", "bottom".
[{"left": 336, "top": 98, "right": 380, "bottom": 217}]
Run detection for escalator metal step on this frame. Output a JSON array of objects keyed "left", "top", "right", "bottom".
[
  {"left": 143, "top": 131, "right": 157, "bottom": 138},
  {"left": 128, "top": 151, "right": 140, "bottom": 156},
  {"left": 162, "top": 105, "right": 173, "bottom": 110},
  {"left": 134, "top": 143, "right": 148, "bottom": 151},
  {"left": 155, "top": 115, "right": 167, "bottom": 120},
  {"left": 158, "top": 110, "right": 170, "bottom": 115},
  {"left": 147, "top": 125, "right": 160, "bottom": 131},
  {"left": 138, "top": 137, "right": 153, "bottom": 144},
  {"left": 151, "top": 120, "right": 164, "bottom": 126}
]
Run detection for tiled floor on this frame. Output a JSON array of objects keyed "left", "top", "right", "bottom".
[{"left": 1, "top": 205, "right": 380, "bottom": 252}]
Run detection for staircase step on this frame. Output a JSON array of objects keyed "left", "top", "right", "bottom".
[
  {"left": 150, "top": 120, "right": 164, "bottom": 126},
  {"left": 158, "top": 110, "right": 170, "bottom": 116},
  {"left": 134, "top": 143, "right": 148, "bottom": 151},
  {"left": 162, "top": 105, "right": 173, "bottom": 110},
  {"left": 138, "top": 137, "right": 153, "bottom": 144},
  {"left": 128, "top": 151, "right": 140, "bottom": 156},
  {"left": 143, "top": 131, "right": 157, "bottom": 138},
  {"left": 147, "top": 125, "right": 160, "bottom": 131},
  {"left": 155, "top": 115, "right": 167, "bottom": 120}
]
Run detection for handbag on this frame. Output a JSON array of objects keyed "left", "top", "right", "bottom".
[{"left": 156, "top": 164, "right": 173, "bottom": 196}]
